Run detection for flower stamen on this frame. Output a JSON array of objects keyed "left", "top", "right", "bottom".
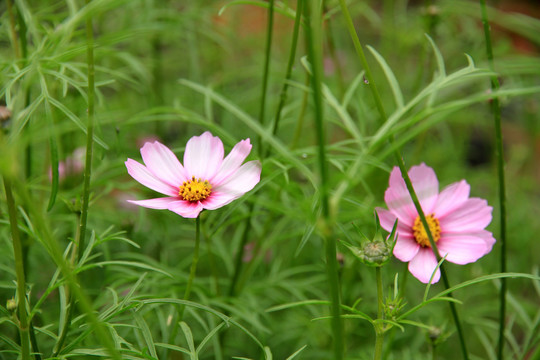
[
  {"left": 179, "top": 176, "right": 212, "bottom": 202},
  {"left": 412, "top": 214, "right": 441, "bottom": 248}
]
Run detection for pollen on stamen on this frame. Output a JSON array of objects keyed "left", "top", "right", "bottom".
[
  {"left": 179, "top": 176, "right": 212, "bottom": 202},
  {"left": 412, "top": 214, "right": 441, "bottom": 248}
]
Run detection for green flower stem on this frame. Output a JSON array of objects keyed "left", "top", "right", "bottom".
[
  {"left": 3, "top": 179, "right": 30, "bottom": 360},
  {"left": 53, "top": 2, "right": 98, "bottom": 354},
  {"left": 7, "top": 3, "right": 39, "bottom": 358},
  {"left": 337, "top": 0, "right": 387, "bottom": 121},
  {"left": 6, "top": 0, "right": 20, "bottom": 59},
  {"left": 305, "top": 1, "right": 343, "bottom": 359},
  {"left": 77, "top": 0, "right": 96, "bottom": 261},
  {"left": 374, "top": 266, "right": 384, "bottom": 360},
  {"left": 257, "top": 0, "right": 274, "bottom": 157},
  {"left": 479, "top": 2, "right": 507, "bottom": 359},
  {"left": 337, "top": 2, "right": 469, "bottom": 359}
]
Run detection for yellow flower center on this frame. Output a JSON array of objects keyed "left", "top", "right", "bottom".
[
  {"left": 412, "top": 214, "right": 441, "bottom": 248},
  {"left": 179, "top": 176, "right": 212, "bottom": 202}
]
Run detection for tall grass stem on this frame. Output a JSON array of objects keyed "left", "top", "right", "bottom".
[
  {"left": 479, "top": 1, "right": 507, "bottom": 358},
  {"left": 77, "top": 0, "right": 96, "bottom": 260},
  {"left": 337, "top": 2, "right": 469, "bottom": 358},
  {"left": 257, "top": 0, "right": 274, "bottom": 157},
  {"left": 4, "top": 179, "right": 30, "bottom": 360},
  {"left": 374, "top": 266, "right": 384, "bottom": 360},
  {"left": 6, "top": 0, "right": 21, "bottom": 59},
  {"left": 304, "top": 1, "right": 343, "bottom": 358}
]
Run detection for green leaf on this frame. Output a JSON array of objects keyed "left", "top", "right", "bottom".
[
  {"left": 367, "top": 45, "right": 404, "bottom": 108},
  {"left": 133, "top": 310, "right": 158, "bottom": 360},
  {"left": 285, "top": 345, "right": 308, "bottom": 360}
]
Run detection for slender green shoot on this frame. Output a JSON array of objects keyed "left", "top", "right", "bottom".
[
  {"left": 258, "top": 0, "right": 275, "bottom": 157},
  {"left": 6, "top": 0, "right": 21, "bottom": 59},
  {"left": 4, "top": 178, "right": 30, "bottom": 360},
  {"left": 304, "top": 1, "right": 343, "bottom": 359},
  {"left": 374, "top": 266, "right": 384, "bottom": 360},
  {"left": 479, "top": 1, "right": 507, "bottom": 359},
  {"left": 77, "top": 0, "right": 96, "bottom": 260}
]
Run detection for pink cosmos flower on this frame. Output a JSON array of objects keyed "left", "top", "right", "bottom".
[
  {"left": 125, "top": 131, "right": 261, "bottom": 218},
  {"left": 376, "top": 163, "right": 495, "bottom": 284}
]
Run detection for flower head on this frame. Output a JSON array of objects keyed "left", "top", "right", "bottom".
[
  {"left": 125, "top": 131, "right": 261, "bottom": 218},
  {"left": 376, "top": 163, "right": 495, "bottom": 283}
]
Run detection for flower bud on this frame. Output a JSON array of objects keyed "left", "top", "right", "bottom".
[
  {"left": 342, "top": 213, "right": 398, "bottom": 267},
  {"left": 6, "top": 298, "right": 16, "bottom": 312}
]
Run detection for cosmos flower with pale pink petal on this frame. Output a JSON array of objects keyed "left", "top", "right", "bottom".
[
  {"left": 376, "top": 163, "right": 495, "bottom": 284},
  {"left": 125, "top": 131, "right": 261, "bottom": 218}
]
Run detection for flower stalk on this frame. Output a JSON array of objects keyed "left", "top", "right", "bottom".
[
  {"left": 4, "top": 178, "right": 31, "bottom": 360},
  {"left": 479, "top": 2, "right": 507, "bottom": 359},
  {"left": 77, "top": 0, "right": 96, "bottom": 260},
  {"left": 257, "top": 0, "right": 274, "bottom": 157},
  {"left": 374, "top": 266, "right": 384, "bottom": 360},
  {"left": 304, "top": 1, "right": 343, "bottom": 358}
]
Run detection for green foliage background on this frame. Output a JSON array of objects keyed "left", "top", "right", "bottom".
[{"left": 0, "top": 0, "right": 539, "bottom": 359}]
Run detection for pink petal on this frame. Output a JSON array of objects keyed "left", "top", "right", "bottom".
[
  {"left": 384, "top": 164, "right": 439, "bottom": 226},
  {"left": 211, "top": 139, "right": 253, "bottom": 186},
  {"left": 201, "top": 191, "right": 239, "bottom": 210},
  {"left": 128, "top": 197, "right": 178, "bottom": 209},
  {"left": 440, "top": 198, "right": 492, "bottom": 233},
  {"left": 125, "top": 159, "right": 177, "bottom": 196},
  {"left": 408, "top": 163, "right": 439, "bottom": 214},
  {"left": 376, "top": 207, "right": 412, "bottom": 235},
  {"left": 393, "top": 235, "right": 420, "bottom": 262},
  {"left": 476, "top": 229, "right": 496, "bottom": 254},
  {"left": 214, "top": 160, "right": 261, "bottom": 196},
  {"left": 167, "top": 200, "right": 204, "bottom": 218},
  {"left": 437, "top": 233, "right": 489, "bottom": 265},
  {"left": 433, "top": 180, "right": 470, "bottom": 219},
  {"left": 384, "top": 167, "right": 416, "bottom": 227},
  {"left": 141, "top": 141, "right": 188, "bottom": 188},
  {"left": 409, "top": 248, "right": 441, "bottom": 284},
  {"left": 183, "top": 132, "right": 224, "bottom": 181}
]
